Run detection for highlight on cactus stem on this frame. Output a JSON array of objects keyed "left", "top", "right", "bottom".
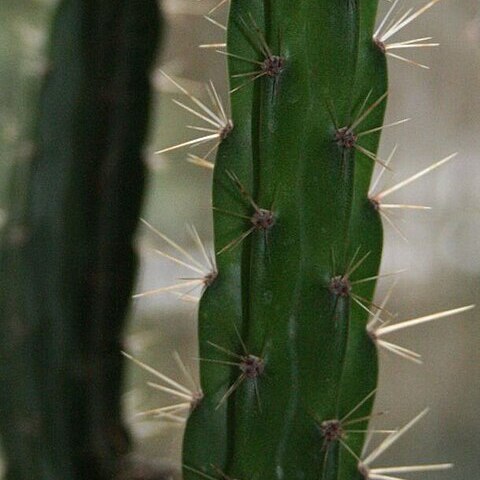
[{"left": 129, "top": 1, "right": 476, "bottom": 479}]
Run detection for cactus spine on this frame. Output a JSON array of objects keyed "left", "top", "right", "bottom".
[{"left": 0, "top": 1, "right": 161, "bottom": 478}]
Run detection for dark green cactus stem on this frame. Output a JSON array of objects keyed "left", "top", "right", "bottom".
[
  {"left": 183, "top": 1, "right": 387, "bottom": 479},
  {"left": 0, "top": 1, "right": 161, "bottom": 479}
]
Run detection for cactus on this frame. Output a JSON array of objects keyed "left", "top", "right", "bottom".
[
  {"left": 181, "top": 2, "right": 389, "bottom": 478},
  {"left": 139, "top": 1, "right": 474, "bottom": 480},
  {"left": 0, "top": 1, "right": 161, "bottom": 479}
]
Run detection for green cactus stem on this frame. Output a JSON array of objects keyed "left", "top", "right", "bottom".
[
  {"left": 0, "top": 1, "right": 161, "bottom": 479},
  {"left": 129, "top": 0, "right": 471, "bottom": 479},
  {"left": 181, "top": 2, "right": 387, "bottom": 479}
]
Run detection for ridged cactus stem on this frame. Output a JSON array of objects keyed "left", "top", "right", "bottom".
[
  {"left": 129, "top": 0, "right": 474, "bottom": 479},
  {"left": 182, "top": 1, "right": 387, "bottom": 479},
  {"left": 159, "top": 0, "right": 479, "bottom": 478},
  {"left": 0, "top": 1, "right": 161, "bottom": 479}
]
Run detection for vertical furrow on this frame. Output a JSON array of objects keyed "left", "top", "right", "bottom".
[{"left": 182, "top": 1, "right": 264, "bottom": 477}]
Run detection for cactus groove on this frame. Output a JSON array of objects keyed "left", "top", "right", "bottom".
[{"left": 183, "top": 1, "right": 387, "bottom": 479}]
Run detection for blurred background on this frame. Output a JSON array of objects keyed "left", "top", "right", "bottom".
[{"left": 1, "top": 0, "right": 479, "bottom": 478}]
